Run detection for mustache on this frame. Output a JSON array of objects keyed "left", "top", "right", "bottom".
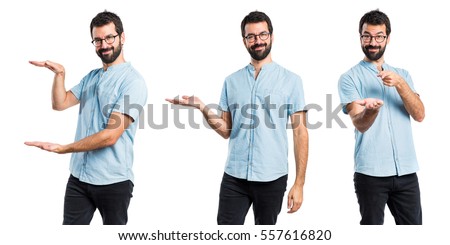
[
  {"left": 251, "top": 43, "right": 266, "bottom": 50},
  {"left": 364, "top": 45, "right": 380, "bottom": 50},
  {"left": 98, "top": 47, "right": 114, "bottom": 53}
]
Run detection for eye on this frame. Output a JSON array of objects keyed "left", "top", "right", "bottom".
[{"left": 246, "top": 35, "right": 256, "bottom": 40}]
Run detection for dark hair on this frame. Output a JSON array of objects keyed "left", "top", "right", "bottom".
[
  {"left": 240, "top": 11, "right": 273, "bottom": 38},
  {"left": 90, "top": 10, "right": 124, "bottom": 37},
  {"left": 359, "top": 9, "right": 391, "bottom": 36}
]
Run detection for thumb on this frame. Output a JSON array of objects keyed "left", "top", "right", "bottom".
[{"left": 354, "top": 99, "right": 366, "bottom": 106}]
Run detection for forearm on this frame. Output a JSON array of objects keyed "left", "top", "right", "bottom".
[
  {"left": 352, "top": 109, "right": 379, "bottom": 133},
  {"left": 293, "top": 126, "right": 308, "bottom": 187},
  {"left": 61, "top": 129, "right": 119, "bottom": 153},
  {"left": 199, "top": 104, "right": 231, "bottom": 139},
  {"left": 395, "top": 82, "right": 425, "bottom": 122},
  {"left": 51, "top": 72, "right": 68, "bottom": 111}
]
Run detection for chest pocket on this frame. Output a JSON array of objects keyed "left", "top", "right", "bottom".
[{"left": 256, "top": 89, "right": 288, "bottom": 128}]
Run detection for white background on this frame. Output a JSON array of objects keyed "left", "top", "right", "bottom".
[{"left": 1, "top": 0, "right": 448, "bottom": 244}]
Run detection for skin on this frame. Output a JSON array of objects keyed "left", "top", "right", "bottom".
[
  {"left": 25, "top": 22, "right": 133, "bottom": 153},
  {"left": 347, "top": 23, "right": 425, "bottom": 133},
  {"left": 166, "top": 21, "right": 309, "bottom": 214}
]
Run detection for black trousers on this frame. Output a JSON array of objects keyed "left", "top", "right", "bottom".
[
  {"left": 63, "top": 175, "right": 133, "bottom": 225},
  {"left": 354, "top": 172, "right": 422, "bottom": 225},
  {"left": 217, "top": 172, "right": 287, "bottom": 225}
]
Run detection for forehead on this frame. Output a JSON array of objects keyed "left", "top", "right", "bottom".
[
  {"left": 244, "top": 21, "right": 269, "bottom": 35},
  {"left": 361, "top": 23, "right": 387, "bottom": 34},
  {"left": 92, "top": 22, "right": 117, "bottom": 38}
]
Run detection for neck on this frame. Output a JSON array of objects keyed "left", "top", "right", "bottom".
[
  {"left": 251, "top": 54, "right": 272, "bottom": 78},
  {"left": 251, "top": 55, "right": 272, "bottom": 70},
  {"left": 363, "top": 56, "right": 384, "bottom": 72},
  {"left": 103, "top": 55, "right": 126, "bottom": 71}
]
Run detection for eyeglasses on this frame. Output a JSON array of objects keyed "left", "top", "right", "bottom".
[
  {"left": 91, "top": 34, "right": 119, "bottom": 47},
  {"left": 360, "top": 34, "right": 387, "bottom": 43},
  {"left": 244, "top": 32, "right": 271, "bottom": 43}
]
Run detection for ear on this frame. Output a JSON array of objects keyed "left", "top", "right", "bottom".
[
  {"left": 120, "top": 32, "right": 126, "bottom": 45},
  {"left": 386, "top": 34, "right": 390, "bottom": 45}
]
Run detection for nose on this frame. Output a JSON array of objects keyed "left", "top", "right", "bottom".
[
  {"left": 254, "top": 35, "right": 263, "bottom": 44},
  {"left": 100, "top": 39, "right": 109, "bottom": 49},
  {"left": 369, "top": 37, "right": 378, "bottom": 46}
]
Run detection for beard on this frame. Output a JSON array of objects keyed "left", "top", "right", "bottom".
[
  {"left": 247, "top": 42, "right": 272, "bottom": 61},
  {"left": 96, "top": 41, "right": 122, "bottom": 64},
  {"left": 362, "top": 44, "right": 386, "bottom": 61}
]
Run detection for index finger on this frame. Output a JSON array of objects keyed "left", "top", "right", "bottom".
[
  {"left": 377, "top": 71, "right": 386, "bottom": 78},
  {"left": 29, "top": 60, "right": 46, "bottom": 67},
  {"left": 165, "top": 98, "right": 183, "bottom": 104},
  {"left": 287, "top": 201, "right": 301, "bottom": 213},
  {"left": 24, "top": 141, "right": 49, "bottom": 146}
]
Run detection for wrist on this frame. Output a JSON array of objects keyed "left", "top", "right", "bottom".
[
  {"left": 198, "top": 102, "right": 207, "bottom": 111},
  {"left": 394, "top": 78, "right": 407, "bottom": 90},
  {"left": 55, "top": 71, "right": 65, "bottom": 78},
  {"left": 293, "top": 178, "right": 305, "bottom": 187},
  {"left": 58, "top": 144, "right": 71, "bottom": 154}
]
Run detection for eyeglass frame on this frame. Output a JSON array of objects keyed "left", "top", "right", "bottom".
[
  {"left": 244, "top": 32, "right": 271, "bottom": 43},
  {"left": 360, "top": 34, "right": 388, "bottom": 43},
  {"left": 91, "top": 34, "right": 120, "bottom": 47}
]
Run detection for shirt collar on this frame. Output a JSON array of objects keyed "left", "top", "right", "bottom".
[
  {"left": 359, "top": 60, "right": 387, "bottom": 72},
  {"left": 102, "top": 62, "right": 130, "bottom": 72},
  {"left": 246, "top": 61, "right": 277, "bottom": 72}
]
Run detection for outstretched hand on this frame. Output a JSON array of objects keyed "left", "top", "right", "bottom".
[
  {"left": 165, "top": 95, "right": 204, "bottom": 109},
  {"left": 24, "top": 141, "right": 66, "bottom": 154},
  {"left": 29, "top": 60, "right": 65, "bottom": 75},
  {"left": 354, "top": 98, "right": 384, "bottom": 111}
]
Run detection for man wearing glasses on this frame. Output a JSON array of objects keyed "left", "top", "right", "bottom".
[
  {"left": 338, "top": 9, "right": 425, "bottom": 225},
  {"left": 167, "top": 11, "right": 308, "bottom": 225},
  {"left": 26, "top": 11, "right": 147, "bottom": 225}
]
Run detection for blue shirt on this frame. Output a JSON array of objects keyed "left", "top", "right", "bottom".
[
  {"left": 219, "top": 62, "right": 306, "bottom": 182},
  {"left": 338, "top": 60, "right": 419, "bottom": 177},
  {"left": 70, "top": 62, "right": 147, "bottom": 185}
]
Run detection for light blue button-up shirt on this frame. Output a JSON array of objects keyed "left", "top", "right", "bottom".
[
  {"left": 338, "top": 60, "right": 419, "bottom": 177},
  {"left": 219, "top": 62, "right": 306, "bottom": 182},
  {"left": 69, "top": 62, "right": 147, "bottom": 185}
]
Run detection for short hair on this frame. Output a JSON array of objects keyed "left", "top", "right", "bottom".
[
  {"left": 240, "top": 11, "right": 273, "bottom": 38},
  {"left": 90, "top": 10, "right": 124, "bottom": 37},
  {"left": 359, "top": 9, "right": 391, "bottom": 36}
]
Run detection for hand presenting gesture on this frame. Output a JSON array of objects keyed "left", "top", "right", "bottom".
[
  {"left": 166, "top": 95, "right": 205, "bottom": 110},
  {"left": 29, "top": 60, "right": 65, "bottom": 75},
  {"left": 354, "top": 98, "right": 384, "bottom": 111},
  {"left": 24, "top": 141, "right": 65, "bottom": 154}
]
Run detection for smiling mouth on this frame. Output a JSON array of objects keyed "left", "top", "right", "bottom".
[
  {"left": 251, "top": 44, "right": 266, "bottom": 51},
  {"left": 251, "top": 43, "right": 266, "bottom": 50},
  {"left": 99, "top": 48, "right": 113, "bottom": 55},
  {"left": 366, "top": 46, "right": 380, "bottom": 53}
]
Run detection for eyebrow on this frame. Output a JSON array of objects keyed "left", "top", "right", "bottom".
[
  {"left": 246, "top": 31, "right": 269, "bottom": 36},
  {"left": 93, "top": 34, "right": 116, "bottom": 39},
  {"left": 363, "top": 31, "right": 385, "bottom": 35}
]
